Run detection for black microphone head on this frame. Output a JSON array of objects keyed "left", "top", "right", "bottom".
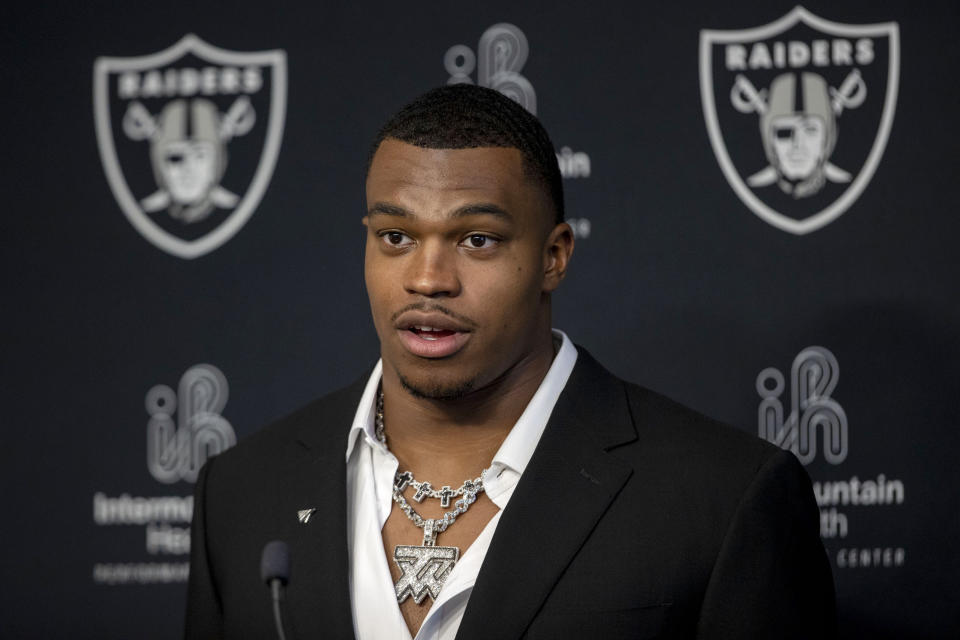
[{"left": 260, "top": 540, "right": 290, "bottom": 585}]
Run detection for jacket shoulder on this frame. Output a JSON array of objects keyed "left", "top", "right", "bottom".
[
  {"left": 615, "top": 378, "right": 803, "bottom": 529},
  {"left": 204, "top": 373, "right": 368, "bottom": 475},
  {"left": 624, "top": 380, "right": 779, "bottom": 470}
]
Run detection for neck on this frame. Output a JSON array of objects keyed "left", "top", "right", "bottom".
[{"left": 379, "top": 330, "right": 556, "bottom": 482}]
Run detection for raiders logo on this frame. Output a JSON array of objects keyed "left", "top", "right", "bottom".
[
  {"left": 94, "top": 35, "right": 286, "bottom": 258},
  {"left": 700, "top": 7, "right": 899, "bottom": 234}
]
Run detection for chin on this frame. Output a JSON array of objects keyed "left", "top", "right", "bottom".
[{"left": 398, "top": 372, "right": 476, "bottom": 400}]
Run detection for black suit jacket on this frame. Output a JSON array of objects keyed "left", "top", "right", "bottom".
[{"left": 185, "top": 350, "right": 836, "bottom": 639}]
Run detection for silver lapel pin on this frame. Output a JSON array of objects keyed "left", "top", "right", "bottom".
[{"left": 297, "top": 508, "right": 317, "bottom": 524}]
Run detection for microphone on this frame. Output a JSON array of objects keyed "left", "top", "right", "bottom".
[{"left": 261, "top": 540, "right": 291, "bottom": 640}]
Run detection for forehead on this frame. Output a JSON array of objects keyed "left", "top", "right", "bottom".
[{"left": 366, "top": 139, "right": 544, "bottom": 219}]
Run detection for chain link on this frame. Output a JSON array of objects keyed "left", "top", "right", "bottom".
[
  {"left": 391, "top": 481, "right": 484, "bottom": 534},
  {"left": 377, "top": 387, "right": 487, "bottom": 536}
]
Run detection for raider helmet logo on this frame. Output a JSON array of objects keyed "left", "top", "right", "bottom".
[
  {"left": 700, "top": 7, "right": 899, "bottom": 234},
  {"left": 94, "top": 35, "right": 286, "bottom": 258}
]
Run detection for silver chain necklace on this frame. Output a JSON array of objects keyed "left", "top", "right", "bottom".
[
  {"left": 376, "top": 388, "right": 487, "bottom": 604},
  {"left": 393, "top": 469, "right": 485, "bottom": 508}
]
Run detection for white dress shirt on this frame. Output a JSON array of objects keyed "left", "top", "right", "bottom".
[{"left": 345, "top": 330, "right": 578, "bottom": 640}]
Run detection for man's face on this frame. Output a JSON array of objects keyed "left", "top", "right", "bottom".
[
  {"left": 770, "top": 115, "right": 826, "bottom": 180},
  {"left": 364, "top": 139, "right": 567, "bottom": 399},
  {"left": 160, "top": 140, "right": 217, "bottom": 204}
]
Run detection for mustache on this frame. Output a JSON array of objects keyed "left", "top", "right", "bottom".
[{"left": 390, "top": 302, "right": 478, "bottom": 329}]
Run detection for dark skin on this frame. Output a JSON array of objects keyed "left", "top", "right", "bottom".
[{"left": 363, "top": 139, "right": 574, "bottom": 636}]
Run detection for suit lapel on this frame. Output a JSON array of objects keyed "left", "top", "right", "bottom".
[
  {"left": 456, "top": 350, "right": 637, "bottom": 640},
  {"left": 278, "top": 379, "right": 368, "bottom": 640}
]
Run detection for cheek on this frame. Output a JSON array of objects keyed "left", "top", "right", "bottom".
[
  {"left": 364, "top": 255, "right": 392, "bottom": 329},
  {"left": 470, "top": 260, "right": 543, "bottom": 329},
  {"left": 363, "top": 233, "right": 389, "bottom": 289}
]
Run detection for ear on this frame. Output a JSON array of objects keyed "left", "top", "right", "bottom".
[
  {"left": 361, "top": 215, "right": 370, "bottom": 252},
  {"left": 542, "top": 222, "right": 574, "bottom": 293}
]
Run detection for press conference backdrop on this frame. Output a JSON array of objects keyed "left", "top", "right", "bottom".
[{"left": 2, "top": 1, "right": 958, "bottom": 637}]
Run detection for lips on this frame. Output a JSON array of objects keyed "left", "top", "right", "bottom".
[{"left": 394, "top": 312, "right": 473, "bottom": 358}]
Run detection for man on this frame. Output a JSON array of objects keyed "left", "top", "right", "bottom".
[{"left": 185, "top": 84, "right": 836, "bottom": 639}]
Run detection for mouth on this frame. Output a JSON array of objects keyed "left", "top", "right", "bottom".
[
  {"left": 394, "top": 312, "right": 473, "bottom": 358},
  {"left": 408, "top": 325, "right": 458, "bottom": 340}
]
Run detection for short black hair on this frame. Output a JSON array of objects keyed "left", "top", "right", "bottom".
[{"left": 368, "top": 84, "right": 564, "bottom": 224}]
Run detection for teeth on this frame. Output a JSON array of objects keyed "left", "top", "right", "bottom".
[{"left": 410, "top": 325, "right": 454, "bottom": 339}]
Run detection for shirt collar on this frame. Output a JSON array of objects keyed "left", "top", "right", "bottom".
[
  {"left": 344, "top": 330, "right": 579, "bottom": 468},
  {"left": 344, "top": 359, "right": 385, "bottom": 463},
  {"left": 487, "top": 330, "right": 577, "bottom": 476}
]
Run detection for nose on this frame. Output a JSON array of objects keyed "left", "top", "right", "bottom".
[{"left": 403, "top": 240, "right": 461, "bottom": 298}]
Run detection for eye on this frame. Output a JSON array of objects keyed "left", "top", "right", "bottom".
[
  {"left": 462, "top": 234, "right": 498, "bottom": 249},
  {"left": 379, "top": 231, "right": 413, "bottom": 248},
  {"left": 774, "top": 127, "right": 793, "bottom": 140}
]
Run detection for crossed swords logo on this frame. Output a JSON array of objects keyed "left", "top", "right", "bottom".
[
  {"left": 121, "top": 96, "right": 256, "bottom": 221},
  {"left": 731, "top": 69, "right": 866, "bottom": 192}
]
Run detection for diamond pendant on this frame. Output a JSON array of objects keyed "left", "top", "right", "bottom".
[{"left": 393, "top": 519, "right": 460, "bottom": 604}]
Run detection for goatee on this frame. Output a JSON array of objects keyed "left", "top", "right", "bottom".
[{"left": 398, "top": 373, "right": 476, "bottom": 400}]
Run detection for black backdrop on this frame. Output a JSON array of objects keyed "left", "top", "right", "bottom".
[{"left": 3, "top": 1, "right": 958, "bottom": 638}]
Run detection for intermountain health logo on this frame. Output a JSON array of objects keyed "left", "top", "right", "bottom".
[
  {"left": 445, "top": 22, "right": 537, "bottom": 114},
  {"left": 700, "top": 7, "right": 899, "bottom": 234},
  {"left": 91, "top": 363, "right": 236, "bottom": 585},
  {"left": 94, "top": 35, "right": 287, "bottom": 258},
  {"left": 756, "top": 345, "right": 848, "bottom": 465},
  {"left": 756, "top": 346, "right": 906, "bottom": 570},
  {"left": 146, "top": 363, "right": 236, "bottom": 483}
]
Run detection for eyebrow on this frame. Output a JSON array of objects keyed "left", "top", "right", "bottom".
[
  {"left": 367, "top": 202, "right": 408, "bottom": 217},
  {"left": 367, "top": 202, "right": 513, "bottom": 221}
]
